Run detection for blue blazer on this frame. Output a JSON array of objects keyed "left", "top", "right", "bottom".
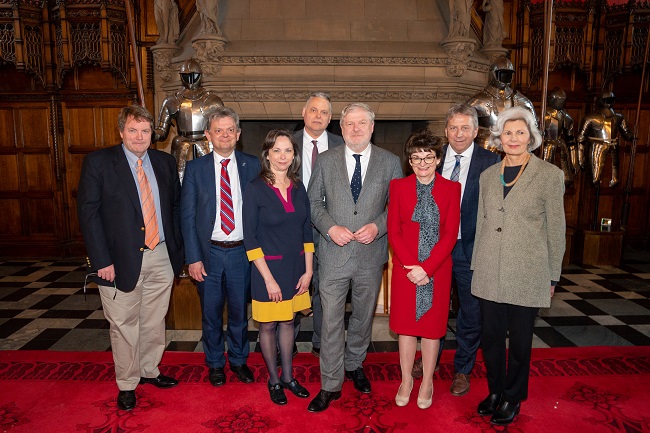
[
  {"left": 181, "top": 150, "right": 261, "bottom": 272},
  {"left": 77, "top": 145, "right": 184, "bottom": 291},
  {"left": 440, "top": 144, "right": 500, "bottom": 261}
]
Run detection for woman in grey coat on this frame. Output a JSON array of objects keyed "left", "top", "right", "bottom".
[{"left": 471, "top": 107, "right": 565, "bottom": 426}]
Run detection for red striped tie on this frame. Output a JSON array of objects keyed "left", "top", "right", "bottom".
[
  {"left": 137, "top": 159, "right": 160, "bottom": 250},
  {"left": 220, "top": 159, "right": 235, "bottom": 235}
]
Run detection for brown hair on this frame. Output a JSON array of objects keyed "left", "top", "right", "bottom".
[
  {"left": 117, "top": 105, "right": 154, "bottom": 131},
  {"left": 404, "top": 129, "right": 443, "bottom": 159},
  {"left": 260, "top": 129, "right": 301, "bottom": 187}
]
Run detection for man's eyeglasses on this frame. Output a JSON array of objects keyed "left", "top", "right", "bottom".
[
  {"left": 84, "top": 272, "right": 117, "bottom": 299},
  {"left": 409, "top": 155, "right": 437, "bottom": 164}
]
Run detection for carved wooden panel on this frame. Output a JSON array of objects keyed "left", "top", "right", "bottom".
[
  {"left": 17, "top": 107, "right": 50, "bottom": 148},
  {"left": 26, "top": 199, "right": 56, "bottom": 236},
  {"left": 24, "top": 154, "right": 53, "bottom": 192},
  {"left": 0, "top": 109, "right": 15, "bottom": 147}
]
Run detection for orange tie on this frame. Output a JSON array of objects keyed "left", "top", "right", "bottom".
[{"left": 137, "top": 159, "right": 160, "bottom": 250}]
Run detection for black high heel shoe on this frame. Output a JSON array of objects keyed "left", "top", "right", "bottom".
[{"left": 268, "top": 381, "right": 288, "bottom": 405}]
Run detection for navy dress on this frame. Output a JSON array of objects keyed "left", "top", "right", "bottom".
[{"left": 243, "top": 176, "right": 314, "bottom": 322}]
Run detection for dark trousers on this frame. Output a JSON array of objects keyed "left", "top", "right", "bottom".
[
  {"left": 198, "top": 244, "right": 251, "bottom": 369},
  {"left": 480, "top": 298, "right": 539, "bottom": 403},
  {"left": 452, "top": 242, "right": 482, "bottom": 374}
]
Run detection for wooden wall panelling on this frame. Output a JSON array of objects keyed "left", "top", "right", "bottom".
[{"left": 63, "top": 100, "right": 133, "bottom": 255}]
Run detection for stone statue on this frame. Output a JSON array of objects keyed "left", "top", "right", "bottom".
[
  {"left": 154, "top": 0, "right": 179, "bottom": 45},
  {"left": 465, "top": 56, "right": 538, "bottom": 152},
  {"left": 577, "top": 91, "right": 635, "bottom": 187},
  {"left": 448, "top": 0, "right": 473, "bottom": 39},
  {"left": 153, "top": 59, "right": 224, "bottom": 182},
  {"left": 482, "top": 0, "right": 505, "bottom": 48},
  {"left": 542, "top": 87, "right": 578, "bottom": 185},
  {"left": 196, "top": 0, "right": 222, "bottom": 36}
]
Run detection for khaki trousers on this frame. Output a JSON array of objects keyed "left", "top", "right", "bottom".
[{"left": 99, "top": 244, "right": 174, "bottom": 391}]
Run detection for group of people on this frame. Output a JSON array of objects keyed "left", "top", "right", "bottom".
[{"left": 77, "top": 91, "right": 565, "bottom": 426}]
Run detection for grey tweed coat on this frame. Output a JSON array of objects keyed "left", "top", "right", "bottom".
[{"left": 471, "top": 154, "right": 565, "bottom": 308}]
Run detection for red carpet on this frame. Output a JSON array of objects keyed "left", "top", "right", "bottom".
[{"left": 1, "top": 347, "right": 649, "bottom": 432}]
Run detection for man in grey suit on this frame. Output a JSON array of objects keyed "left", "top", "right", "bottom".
[
  {"left": 306, "top": 103, "right": 403, "bottom": 412},
  {"left": 293, "top": 92, "right": 344, "bottom": 357}
]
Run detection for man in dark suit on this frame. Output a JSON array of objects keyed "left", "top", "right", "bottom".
[
  {"left": 181, "top": 106, "right": 261, "bottom": 388},
  {"left": 293, "top": 92, "right": 344, "bottom": 357},
  {"left": 78, "top": 104, "right": 184, "bottom": 411},
  {"left": 440, "top": 104, "right": 500, "bottom": 396},
  {"left": 306, "top": 103, "right": 402, "bottom": 412}
]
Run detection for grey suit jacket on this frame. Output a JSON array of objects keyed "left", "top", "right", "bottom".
[
  {"left": 308, "top": 144, "right": 403, "bottom": 269},
  {"left": 471, "top": 155, "right": 565, "bottom": 308}
]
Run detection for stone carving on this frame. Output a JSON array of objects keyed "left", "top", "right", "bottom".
[
  {"left": 154, "top": 0, "right": 179, "bottom": 45},
  {"left": 151, "top": 46, "right": 176, "bottom": 82},
  {"left": 441, "top": 38, "right": 476, "bottom": 77},
  {"left": 448, "top": 0, "right": 473, "bottom": 39},
  {"left": 191, "top": 36, "right": 227, "bottom": 77},
  {"left": 196, "top": 0, "right": 222, "bottom": 36},
  {"left": 482, "top": 0, "right": 505, "bottom": 48}
]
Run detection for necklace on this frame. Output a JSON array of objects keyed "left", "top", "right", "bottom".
[{"left": 500, "top": 153, "right": 531, "bottom": 187}]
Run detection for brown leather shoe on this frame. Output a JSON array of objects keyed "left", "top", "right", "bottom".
[{"left": 450, "top": 373, "right": 470, "bottom": 396}]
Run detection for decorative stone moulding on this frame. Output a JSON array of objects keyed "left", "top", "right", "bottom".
[
  {"left": 150, "top": 43, "right": 178, "bottom": 82},
  {"left": 441, "top": 37, "right": 477, "bottom": 77},
  {"left": 191, "top": 35, "right": 227, "bottom": 77}
]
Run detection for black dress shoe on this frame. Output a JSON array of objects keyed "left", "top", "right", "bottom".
[
  {"left": 230, "top": 364, "right": 254, "bottom": 384},
  {"left": 477, "top": 393, "right": 502, "bottom": 416},
  {"left": 491, "top": 401, "right": 520, "bottom": 425},
  {"left": 268, "top": 381, "right": 288, "bottom": 405},
  {"left": 307, "top": 390, "right": 342, "bottom": 413},
  {"left": 139, "top": 374, "right": 178, "bottom": 389},
  {"left": 208, "top": 368, "right": 226, "bottom": 387},
  {"left": 280, "top": 378, "right": 310, "bottom": 398},
  {"left": 117, "top": 390, "right": 136, "bottom": 411},
  {"left": 345, "top": 368, "right": 371, "bottom": 393}
]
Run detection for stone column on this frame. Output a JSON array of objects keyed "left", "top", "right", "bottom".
[{"left": 191, "top": 35, "right": 228, "bottom": 78}]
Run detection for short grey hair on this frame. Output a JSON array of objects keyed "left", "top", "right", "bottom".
[
  {"left": 340, "top": 102, "right": 375, "bottom": 127},
  {"left": 489, "top": 107, "right": 542, "bottom": 152},
  {"left": 446, "top": 104, "right": 479, "bottom": 130},
  {"left": 205, "top": 106, "right": 240, "bottom": 131},
  {"left": 305, "top": 92, "right": 332, "bottom": 113}
]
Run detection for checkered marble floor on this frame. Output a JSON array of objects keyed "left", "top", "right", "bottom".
[{"left": 1, "top": 251, "right": 650, "bottom": 353}]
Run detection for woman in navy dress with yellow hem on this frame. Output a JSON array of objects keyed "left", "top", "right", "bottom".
[{"left": 243, "top": 129, "right": 314, "bottom": 405}]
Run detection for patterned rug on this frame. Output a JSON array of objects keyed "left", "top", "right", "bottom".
[{"left": 0, "top": 347, "right": 649, "bottom": 432}]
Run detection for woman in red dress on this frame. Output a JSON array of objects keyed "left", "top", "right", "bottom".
[{"left": 388, "top": 130, "right": 460, "bottom": 409}]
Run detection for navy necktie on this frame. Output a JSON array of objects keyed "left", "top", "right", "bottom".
[{"left": 351, "top": 154, "right": 362, "bottom": 203}]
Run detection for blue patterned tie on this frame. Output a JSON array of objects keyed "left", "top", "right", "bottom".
[
  {"left": 350, "top": 154, "right": 362, "bottom": 203},
  {"left": 450, "top": 155, "right": 462, "bottom": 182}
]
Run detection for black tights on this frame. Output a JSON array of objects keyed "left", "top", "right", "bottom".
[{"left": 259, "top": 318, "right": 295, "bottom": 384}]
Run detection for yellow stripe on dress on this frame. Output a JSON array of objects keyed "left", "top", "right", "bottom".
[
  {"left": 304, "top": 243, "right": 315, "bottom": 253},
  {"left": 252, "top": 292, "right": 311, "bottom": 322},
  {"left": 246, "top": 247, "right": 264, "bottom": 261}
]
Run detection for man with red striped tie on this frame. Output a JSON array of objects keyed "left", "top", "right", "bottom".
[
  {"left": 181, "top": 106, "right": 261, "bottom": 388},
  {"left": 78, "top": 105, "right": 184, "bottom": 411}
]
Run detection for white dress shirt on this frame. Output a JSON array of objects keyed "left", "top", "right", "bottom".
[
  {"left": 442, "top": 143, "right": 474, "bottom": 239},
  {"left": 212, "top": 151, "right": 244, "bottom": 241},
  {"left": 301, "top": 130, "right": 330, "bottom": 188},
  {"left": 345, "top": 143, "right": 372, "bottom": 185}
]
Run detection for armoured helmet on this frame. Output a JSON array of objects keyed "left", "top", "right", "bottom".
[
  {"left": 547, "top": 87, "right": 567, "bottom": 110},
  {"left": 598, "top": 90, "right": 616, "bottom": 109},
  {"left": 179, "top": 59, "right": 202, "bottom": 90},
  {"left": 488, "top": 56, "right": 515, "bottom": 90}
]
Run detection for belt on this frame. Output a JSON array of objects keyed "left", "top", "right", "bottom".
[
  {"left": 210, "top": 240, "right": 244, "bottom": 248},
  {"left": 144, "top": 241, "right": 165, "bottom": 251}
]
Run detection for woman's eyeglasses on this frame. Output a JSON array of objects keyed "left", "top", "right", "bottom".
[{"left": 409, "top": 155, "right": 437, "bottom": 164}]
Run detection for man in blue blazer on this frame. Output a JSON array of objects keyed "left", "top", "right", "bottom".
[
  {"left": 181, "top": 106, "right": 261, "bottom": 387},
  {"left": 293, "top": 92, "right": 344, "bottom": 357},
  {"left": 78, "top": 105, "right": 184, "bottom": 411},
  {"left": 439, "top": 104, "right": 500, "bottom": 396}
]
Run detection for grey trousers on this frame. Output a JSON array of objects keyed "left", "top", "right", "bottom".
[{"left": 318, "top": 259, "right": 384, "bottom": 392}]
